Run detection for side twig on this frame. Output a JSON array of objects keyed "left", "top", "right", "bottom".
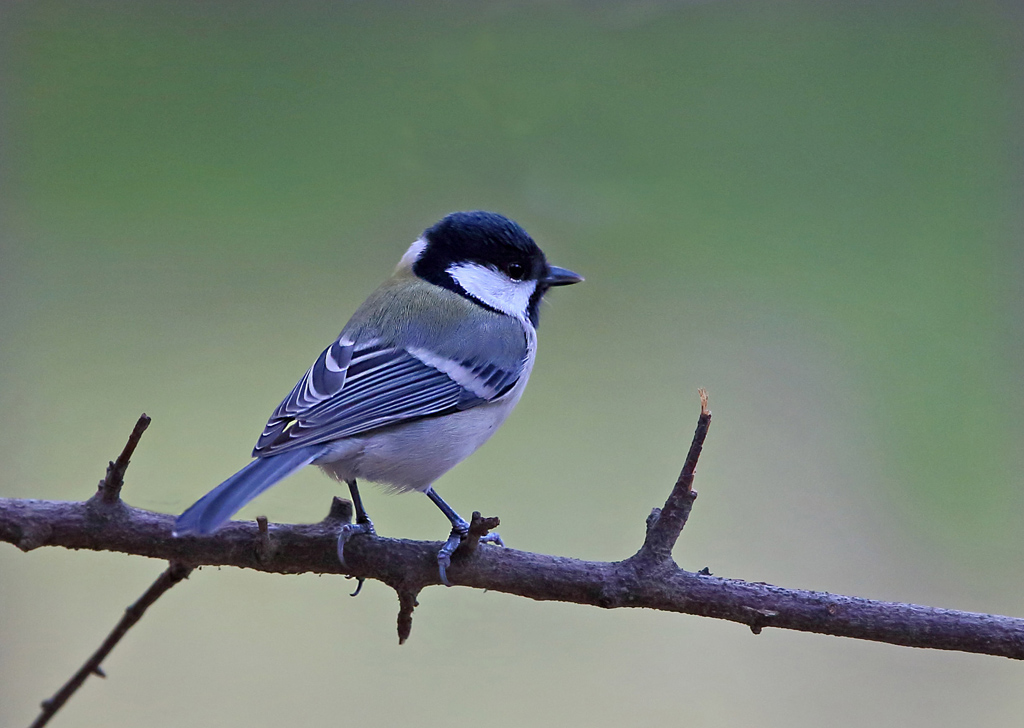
[
  {"left": 634, "top": 388, "right": 710, "bottom": 565},
  {"left": 29, "top": 562, "right": 193, "bottom": 728},
  {"left": 28, "top": 413, "right": 160, "bottom": 727},
  {"left": 97, "top": 414, "right": 151, "bottom": 504}
]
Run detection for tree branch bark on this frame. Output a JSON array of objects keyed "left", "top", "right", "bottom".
[
  {"left": 3, "top": 395, "right": 1024, "bottom": 711},
  {"left": 4, "top": 493, "right": 1023, "bottom": 658}
]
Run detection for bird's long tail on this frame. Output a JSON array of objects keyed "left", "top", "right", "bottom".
[{"left": 174, "top": 445, "right": 328, "bottom": 536}]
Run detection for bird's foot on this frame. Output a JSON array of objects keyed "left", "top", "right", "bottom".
[
  {"left": 436, "top": 523, "right": 468, "bottom": 587},
  {"left": 336, "top": 519, "right": 376, "bottom": 568},
  {"left": 435, "top": 524, "right": 504, "bottom": 586}
]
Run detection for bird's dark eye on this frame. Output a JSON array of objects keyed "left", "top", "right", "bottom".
[{"left": 506, "top": 261, "right": 527, "bottom": 280}]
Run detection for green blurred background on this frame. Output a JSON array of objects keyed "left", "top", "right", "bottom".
[{"left": 2, "top": 1, "right": 1022, "bottom": 725}]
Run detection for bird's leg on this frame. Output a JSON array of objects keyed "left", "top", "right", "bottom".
[
  {"left": 347, "top": 478, "right": 373, "bottom": 528},
  {"left": 427, "top": 488, "right": 467, "bottom": 586},
  {"left": 425, "top": 487, "right": 502, "bottom": 586},
  {"left": 337, "top": 479, "right": 375, "bottom": 581}
]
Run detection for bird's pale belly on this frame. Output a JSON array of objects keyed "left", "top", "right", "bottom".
[{"left": 314, "top": 388, "right": 523, "bottom": 493}]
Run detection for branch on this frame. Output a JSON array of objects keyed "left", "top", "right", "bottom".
[
  {"left": 2, "top": 396, "right": 1023, "bottom": 701},
  {"left": 4, "top": 494, "right": 1023, "bottom": 658},
  {"left": 20, "top": 414, "right": 190, "bottom": 728},
  {"left": 634, "top": 388, "right": 710, "bottom": 564},
  {"left": 29, "top": 562, "right": 193, "bottom": 728},
  {"left": 96, "top": 414, "right": 151, "bottom": 504}
]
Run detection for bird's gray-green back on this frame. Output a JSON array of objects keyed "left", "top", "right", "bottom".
[
  {"left": 343, "top": 273, "right": 530, "bottom": 369},
  {"left": 251, "top": 270, "right": 532, "bottom": 457}
]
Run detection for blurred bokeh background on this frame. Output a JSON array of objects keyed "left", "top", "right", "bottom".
[{"left": 2, "top": 1, "right": 1022, "bottom": 725}]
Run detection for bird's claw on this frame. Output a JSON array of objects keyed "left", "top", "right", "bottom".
[
  {"left": 479, "top": 531, "right": 504, "bottom": 547},
  {"left": 336, "top": 520, "right": 376, "bottom": 568}
]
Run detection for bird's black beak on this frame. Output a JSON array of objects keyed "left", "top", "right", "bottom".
[{"left": 544, "top": 265, "right": 584, "bottom": 287}]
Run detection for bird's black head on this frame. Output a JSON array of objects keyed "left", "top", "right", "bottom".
[{"left": 411, "top": 211, "right": 582, "bottom": 326}]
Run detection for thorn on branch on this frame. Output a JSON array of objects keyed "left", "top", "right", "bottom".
[
  {"left": 323, "top": 497, "right": 354, "bottom": 525},
  {"left": 397, "top": 590, "right": 420, "bottom": 645},
  {"left": 459, "top": 511, "right": 501, "bottom": 557},
  {"left": 743, "top": 607, "right": 779, "bottom": 635},
  {"left": 254, "top": 516, "right": 275, "bottom": 564},
  {"left": 95, "top": 414, "right": 151, "bottom": 504}
]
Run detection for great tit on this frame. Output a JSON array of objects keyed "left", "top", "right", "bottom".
[{"left": 174, "top": 211, "right": 582, "bottom": 583}]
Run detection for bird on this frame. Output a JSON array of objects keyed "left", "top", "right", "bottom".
[{"left": 173, "top": 211, "right": 582, "bottom": 584}]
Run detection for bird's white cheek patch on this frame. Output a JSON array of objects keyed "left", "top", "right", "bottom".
[{"left": 446, "top": 263, "right": 537, "bottom": 320}]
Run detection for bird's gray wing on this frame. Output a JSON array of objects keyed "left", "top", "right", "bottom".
[{"left": 252, "top": 337, "right": 523, "bottom": 457}]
